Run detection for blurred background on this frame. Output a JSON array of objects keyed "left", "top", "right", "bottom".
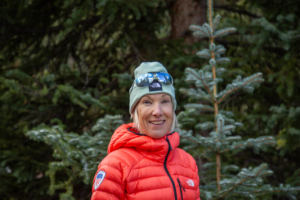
[{"left": 1, "top": 0, "right": 299, "bottom": 199}]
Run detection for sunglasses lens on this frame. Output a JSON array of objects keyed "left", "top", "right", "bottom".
[
  {"left": 135, "top": 72, "right": 172, "bottom": 87},
  {"left": 157, "top": 72, "right": 172, "bottom": 84},
  {"left": 136, "top": 74, "right": 149, "bottom": 87}
]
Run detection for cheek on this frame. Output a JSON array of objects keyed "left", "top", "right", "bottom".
[
  {"left": 164, "top": 107, "right": 173, "bottom": 120},
  {"left": 137, "top": 107, "right": 149, "bottom": 128},
  {"left": 139, "top": 114, "right": 147, "bottom": 125}
]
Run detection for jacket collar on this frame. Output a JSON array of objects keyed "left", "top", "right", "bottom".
[{"left": 107, "top": 123, "right": 180, "bottom": 162}]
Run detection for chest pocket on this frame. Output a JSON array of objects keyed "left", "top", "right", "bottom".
[{"left": 177, "top": 177, "right": 197, "bottom": 200}]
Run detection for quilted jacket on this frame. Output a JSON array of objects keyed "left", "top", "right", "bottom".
[{"left": 91, "top": 123, "right": 200, "bottom": 200}]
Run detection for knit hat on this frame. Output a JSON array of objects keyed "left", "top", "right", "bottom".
[{"left": 129, "top": 61, "right": 176, "bottom": 114}]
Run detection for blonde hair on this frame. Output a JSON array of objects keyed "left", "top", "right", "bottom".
[{"left": 132, "top": 108, "right": 177, "bottom": 133}]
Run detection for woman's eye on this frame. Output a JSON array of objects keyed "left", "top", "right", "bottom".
[
  {"left": 162, "top": 99, "right": 170, "bottom": 104},
  {"left": 143, "top": 100, "right": 151, "bottom": 105}
]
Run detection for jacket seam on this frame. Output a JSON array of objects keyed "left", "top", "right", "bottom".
[
  {"left": 177, "top": 178, "right": 185, "bottom": 200},
  {"left": 164, "top": 137, "right": 177, "bottom": 200}
]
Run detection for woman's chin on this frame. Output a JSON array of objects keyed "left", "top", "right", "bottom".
[{"left": 144, "top": 129, "right": 169, "bottom": 139}]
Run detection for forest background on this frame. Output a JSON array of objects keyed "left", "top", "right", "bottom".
[{"left": 1, "top": 0, "right": 299, "bottom": 199}]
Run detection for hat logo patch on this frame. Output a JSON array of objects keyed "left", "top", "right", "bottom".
[
  {"left": 149, "top": 80, "right": 162, "bottom": 91},
  {"left": 94, "top": 170, "right": 106, "bottom": 190}
]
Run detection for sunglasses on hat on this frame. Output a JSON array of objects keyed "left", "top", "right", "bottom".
[{"left": 135, "top": 72, "right": 173, "bottom": 87}]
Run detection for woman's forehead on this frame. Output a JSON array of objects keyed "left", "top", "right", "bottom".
[{"left": 141, "top": 93, "right": 170, "bottom": 99}]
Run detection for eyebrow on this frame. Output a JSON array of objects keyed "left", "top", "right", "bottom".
[
  {"left": 142, "top": 95, "right": 152, "bottom": 100},
  {"left": 142, "top": 94, "right": 169, "bottom": 100}
]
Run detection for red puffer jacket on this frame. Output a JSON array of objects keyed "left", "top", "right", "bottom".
[{"left": 91, "top": 123, "right": 200, "bottom": 200}]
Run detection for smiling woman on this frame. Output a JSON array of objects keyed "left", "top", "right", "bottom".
[
  {"left": 91, "top": 62, "right": 201, "bottom": 200},
  {"left": 134, "top": 94, "right": 174, "bottom": 138}
]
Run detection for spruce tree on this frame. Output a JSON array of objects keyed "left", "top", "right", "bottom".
[
  {"left": 26, "top": 115, "right": 124, "bottom": 200},
  {"left": 178, "top": 0, "right": 300, "bottom": 199}
]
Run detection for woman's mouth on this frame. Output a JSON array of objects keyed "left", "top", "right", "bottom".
[{"left": 150, "top": 120, "right": 165, "bottom": 125}]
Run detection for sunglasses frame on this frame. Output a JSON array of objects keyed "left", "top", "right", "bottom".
[{"left": 135, "top": 72, "right": 173, "bottom": 87}]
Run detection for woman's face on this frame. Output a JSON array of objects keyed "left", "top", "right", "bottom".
[{"left": 136, "top": 93, "right": 173, "bottom": 138}]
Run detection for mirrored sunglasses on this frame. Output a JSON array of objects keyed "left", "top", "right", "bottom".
[{"left": 135, "top": 72, "right": 173, "bottom": 87}]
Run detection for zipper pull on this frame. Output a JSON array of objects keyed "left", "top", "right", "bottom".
[
  {"left": 177, "top": 178, "right": 185, "bottom": 200},
  {"left": 177, "top": 178, "right": 185, "bottom": 192}
]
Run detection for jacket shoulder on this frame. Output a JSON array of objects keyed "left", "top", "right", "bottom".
[
  {"left": 174, "top": 148, "right": 198, "bottom": 171},
  {"left": 97, "top": 147, "right": 143, "bottom": 182},
  {"left": 91, "top": 148, "right": 143, "bottom": 200},
  {"left": 101, "top": 147, "right": 142, "bottom": 169}
]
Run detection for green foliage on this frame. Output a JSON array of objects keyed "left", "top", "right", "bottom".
[
  {"left": 249, "top": 105, "right": 300, "bottom": 155},
  {"left": 219, "top": 1, "right": 300, "bottom": 198},
  {"left": 201, "top": 163, "right": 276, "bottom": 199},
  {"left": 1, "top": 0, "right": 300, "bottom": 199},
  {"left": 25, "top": 115, "right": 123, "bottom": 199},
  {"left": 1, "top": 0, "right": 178, "bottom": 199},
  {"left": 178, "top": 2, "right": 300, "bottom": 199}
]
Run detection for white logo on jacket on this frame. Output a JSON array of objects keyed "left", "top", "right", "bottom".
[{"left": 186, "top": 179, "right": 195, "bottom": 187}]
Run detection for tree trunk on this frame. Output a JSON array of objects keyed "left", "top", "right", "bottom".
[{"left": 170, "top": 0, "right": 206, "bottom": 43}]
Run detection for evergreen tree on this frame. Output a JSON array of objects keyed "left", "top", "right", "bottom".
[
  {"left": 214, "top": 1, "right": 300, "bottom": 198},
  {"left": 178, "top": 0, "right": 300, "bottom": 199},
  {"left": 25, "top": 115, "right": 124, "bottom": 200},
  {"left": 1, "top": 0, "right": 299, "bottom": 199}
]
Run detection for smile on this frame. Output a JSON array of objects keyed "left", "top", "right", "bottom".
[{"left": 149, "top": 120, "right": 165, "bottom": 125}]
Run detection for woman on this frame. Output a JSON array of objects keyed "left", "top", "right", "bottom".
[{"left": 91, "top": 62, "right": 200, "bottom": 200}]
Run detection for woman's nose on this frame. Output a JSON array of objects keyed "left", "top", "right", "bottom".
[{"left": 152, "top": 103, "right": 162, "bottom": 116}]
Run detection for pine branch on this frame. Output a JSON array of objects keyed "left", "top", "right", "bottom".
[
  {"left": 186, "top": 68, "right": 214, "bottom": 99},
  {"left": 217, "top": 73, "right": 263, "bottom": 104},
  {"left": 222, "top": 136, "right": 275, "bottom": 153},
  {"left": 214, "top": 4, "right": 261, "bottom": 18},
  {"left": 216, "top": 164, "right": 268, "bottom": 199},
  {"left": 253, "top": 185, "right": 300, "bottom": 194},
  {"left": 180, "top": 134, "right": 214, "bottom": 152},
  {"left": 185, "top": 103, "right": 214, "bottom": 113}
]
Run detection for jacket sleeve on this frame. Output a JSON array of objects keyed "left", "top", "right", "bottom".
[
  {"left": 189, "top": 150, "right": 201, "bottom": 200},
  {"left": 195, "top": 161, "right": 201, "bottom": 200},
  {"left": 91, "top": 151, "right": 128, "bottom": 200},
  {"left": 197, "top": 187, "right": 201, "bottom": 200}
]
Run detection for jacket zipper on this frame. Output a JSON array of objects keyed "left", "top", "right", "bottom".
[
  {"left": 164, "top": 137, "right": 177, "bottom": 200},
  {"left": 177, "top": 178, "right": 185, "bottom": 200}
]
